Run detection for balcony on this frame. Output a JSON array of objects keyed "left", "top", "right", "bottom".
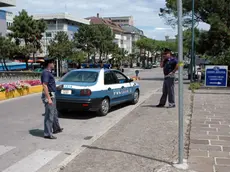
[{"left": 46, "top": 24, "right": 65, "bottom": 31}]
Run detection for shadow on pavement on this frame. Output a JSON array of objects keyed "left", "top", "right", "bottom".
[
  {"left": 141, "top": 105, "right": 166, "bottom": 108},
  {"left": 29, "top": 129, "right": 44, "bottom": 138},
  {"left": 82, "top": 145, "right": 172, "bottom": 165},
  {"left": 59, "top": 111, "right": 97, "bottom": 120},
  {"left": 58, "top": 103, "right": 131, "bottom": 120}
]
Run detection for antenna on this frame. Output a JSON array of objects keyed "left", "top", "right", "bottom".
[{"left": 65, "top": 4, "right": 67, "bottom": 14}]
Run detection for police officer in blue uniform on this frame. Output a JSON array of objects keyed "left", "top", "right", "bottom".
[
  {"left": 157, "top": 48, "right": 178, "bottom": 108},
  {"left": 41, "top": 57, "right": 63, "bottom": 139}
]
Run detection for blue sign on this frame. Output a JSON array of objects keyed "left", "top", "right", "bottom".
[{"left": 205, "top": 66, "right": 228, "bottom": 87}]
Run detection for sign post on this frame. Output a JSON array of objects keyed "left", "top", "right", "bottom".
[{"left": 205, "top": 66, "right": 228, "bottom": 87}]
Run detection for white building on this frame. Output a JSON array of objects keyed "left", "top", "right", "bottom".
[
  {"left": 34, "top": 12, "right": 90, "bottom": 57},
  {"left": 0, "top": 0, "right": 15, "bottom": 36}
]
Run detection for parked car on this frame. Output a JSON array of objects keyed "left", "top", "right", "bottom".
[{"left": 55, "top": 68, "right": 140, "bottom": 116}]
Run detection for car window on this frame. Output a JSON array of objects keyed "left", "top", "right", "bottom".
[
  {"left": 60, "top": 71, "right": 98, "bottom": 83},
  {"left": 104, "top": 72, "right": 117, "bottom": 85},
  {"left": 113, "top": 71, "right": 128, "bottom": 84}
]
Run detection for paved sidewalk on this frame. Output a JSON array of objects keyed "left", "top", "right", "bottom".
[
  {"left": 61, "top": 83, "right": 193, "bottom": 172},
  {"left": 188, "top": 89, "right": 230, "bottom": 172}
]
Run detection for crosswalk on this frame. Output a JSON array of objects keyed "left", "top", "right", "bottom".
[{"left": 0, "top": 145, "right": 61, "bottom": 172}]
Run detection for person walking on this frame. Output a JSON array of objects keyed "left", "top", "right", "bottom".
[
  {"left": 156, "top": 48, "right": 178, "bottom": 108},
  {"left": 41, "top": 57, "right": 63, "bottom": 139}
]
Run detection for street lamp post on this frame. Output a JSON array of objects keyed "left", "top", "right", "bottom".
[
  {"left": 55, "top": 18, "right": 59, "bottom": 77},
  {"left": 177, "top": 0, "right": 184, "bottom": 164},
  {"left": 191, "top": 0, "right": 195, "bottom": 82}
]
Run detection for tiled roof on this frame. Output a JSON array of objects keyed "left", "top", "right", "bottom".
[{"left": 86, "top": 16, "right": 124, "bottom": 33}]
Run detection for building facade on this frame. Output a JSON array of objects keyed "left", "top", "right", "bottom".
[
  {"left": 103, "top": 16, "right": 134, "bottom": 26},
  {"left": 87, "top": 13, "right": 129, "bottom": 57},
  {"left": 0, "top": 0, "right": 15, "bottom": 36},
  {"left": 34, "top": 12, "right": 90, "bottom": 57},
  {"left": 121, "top": 24, "right": 144, "bottom": 54}
]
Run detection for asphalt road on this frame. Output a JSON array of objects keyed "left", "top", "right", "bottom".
[{"left": 0, "top": 68, "right": 163, "bottom": 172}]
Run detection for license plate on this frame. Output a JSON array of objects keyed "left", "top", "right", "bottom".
[{"left": 61, "top": 90, "right": 72, "bottom": 95}]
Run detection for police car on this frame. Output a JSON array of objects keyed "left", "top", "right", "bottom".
[{"left": 56, "top": 68, "right": 140, "bottom": 116}]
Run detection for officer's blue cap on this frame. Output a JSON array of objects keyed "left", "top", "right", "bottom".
[{"left": 164, "top": 48, "right": 172, "bottom": 52}]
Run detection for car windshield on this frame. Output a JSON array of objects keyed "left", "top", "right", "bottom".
[{"left": 60, "top": 71, "right": 98, "bottom": 83}]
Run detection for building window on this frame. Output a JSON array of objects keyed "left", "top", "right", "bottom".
[{"left": 121, "top": 40, "right": 123, "bottom": 44}]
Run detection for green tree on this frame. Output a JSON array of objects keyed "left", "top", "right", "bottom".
[
  {"left": 48, "top": 31, "right": 73, "bottom": 75},
  {"left": 48, "top": 31, "right": 73, "bottom": 60},
  {"left": 9, "top": 9, "right": 46, "bottom": 69},
  {"left": 73, "top": 25, "right": 98, "bottom": 62},
  {"left": 0, "top": 37, "right": 18, "bottom": 70},
  {"left": 160, "top": 0, "right": 230, "bottom": 63},
  {"left": 68, "top": 51, "right": 86, "bottom": 67}
]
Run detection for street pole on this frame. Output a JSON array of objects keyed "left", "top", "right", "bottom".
[
  {"left": 191, "top": 0, "right": 195, "bottom": 81},
  {"left": 177, "top": 0, "right": 184, "bottom": 164},
  {"left": 55, "top": 19, "right": 59, "bottom": 77}
]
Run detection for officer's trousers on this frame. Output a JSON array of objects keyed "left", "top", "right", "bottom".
[
  {"left": 42, "top": 93, "right": 61, "bottom": 137},
  {"left": 159, "top": 77, "right": 175, "bottom": 106}
]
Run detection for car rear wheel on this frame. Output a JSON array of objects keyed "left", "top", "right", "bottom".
[
  {"left": 97, "top": 98, "right": 110, "bottom": 116},
  {"left": 132, "top": 89, "right": 139, "bottom": 104}
]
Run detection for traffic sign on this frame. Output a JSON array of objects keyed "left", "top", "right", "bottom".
[{"left": 205, "top": 66, "right": 228, "bottom": 87}]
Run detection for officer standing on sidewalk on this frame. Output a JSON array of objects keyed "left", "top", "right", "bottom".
[
  {"left": 156, "top": 48, "right": 178, "bottom": 108},
  {"left": 41, "top": 57, "right": 63, "bottom": 139}
]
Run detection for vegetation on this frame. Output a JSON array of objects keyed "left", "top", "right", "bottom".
[
  {"left": 159, "top": 0, "right": 230, "bottom": 66},
  {"left": 8, "top": 9, "right": 46, "bottom": 69},
  {"left": 189, "top": 82, "right": 202, "bottom": 93}
]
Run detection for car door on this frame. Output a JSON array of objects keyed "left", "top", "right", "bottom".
[
  {"left": 112, "top": 70, "right": 133, "bottom": 102},
  {"left": 104, "top": 71, "right": 121, "bottom": 106}
]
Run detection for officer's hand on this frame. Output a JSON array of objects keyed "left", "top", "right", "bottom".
[{"left": 48, "top": 98, "right": 53, "bottom": 105}]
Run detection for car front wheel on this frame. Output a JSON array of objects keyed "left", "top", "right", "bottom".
[
  {"left": 132, "top": 89, "right": 139, "bottom": 104},
  {"left": 97, "top": 98, "right": 110, "bottom": 116}
]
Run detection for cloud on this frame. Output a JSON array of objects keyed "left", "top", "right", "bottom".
[{"left": 3, "top": 0, "right": 207, "bottom": 40}]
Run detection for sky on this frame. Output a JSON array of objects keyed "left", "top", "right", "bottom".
[{"left": 3, "top": 0, "right": 210, "bottom": 40}]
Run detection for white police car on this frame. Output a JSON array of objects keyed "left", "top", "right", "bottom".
[{"left": 56, "top": 68, "right": 140, "bottom": 116}]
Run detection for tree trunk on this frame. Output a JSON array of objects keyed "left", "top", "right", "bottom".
[
  {"left": 3, "top": 59, "right": 8, "bottom": 71},
  {"left": 25, "top": 57, "right": 29, "bottom": 70}
]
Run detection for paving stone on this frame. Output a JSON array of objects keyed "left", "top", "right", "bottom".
[
  {"left": 189, "top": 164, "right": 214, "bottom": 172},
  {"left": 190, "top": 139, "right": 209, "bottom": 145},
  {"left": 191, "top": 134, "right": 218, "bottom": 140},
  {"left": 189, "top": 157, "right": 214, "bottom": 165},
  {"left": 223, "top": 147, "right": 230, "bottom": 152},
  {"left": 190, "top": 144, "right": 221, "bottom": 151},
  {"left": 215, "top": 165, "right": 230, "bottom": 172},
  {"left": 210, "top": 140, "right": 230, "bottom": 146},
  {"left": 209, "top": 151, "right": 230, "bottom": 158},
  {"left": 219, "top": 136, "right": 230, "bottom": 141},
  {"left": 215, "top": 158, "right": 230, "bottom": 165},
  {"left": 189, "top": 150, "right": 208, "bottom": 157}
]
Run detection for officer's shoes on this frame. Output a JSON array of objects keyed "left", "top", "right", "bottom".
[
  {"left": 156, "top": 104, "right": 165, "bottom": 107},
  {"left": 44, "top": 135, "right": 57, "bottom": 139},
  {"left": 167, "top": 105, "right": 176, "bottom": 108},
  {"left": 53, "top": 128, "right": 64, "bottom": 134}
]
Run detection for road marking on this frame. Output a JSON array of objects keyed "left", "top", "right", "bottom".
[
  {"left": 0, "top": 145, "right": 15, "bottom": 156},
  {"left": 2, "top": 149, "right": 61, "bottom": 172}
]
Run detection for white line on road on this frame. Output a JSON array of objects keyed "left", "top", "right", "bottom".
[
  {"left": 2, "top": 149, "right": 61, "bottom": 172},
  {"left": 0, "top": 145, "right": 15, "bottom": 156}
]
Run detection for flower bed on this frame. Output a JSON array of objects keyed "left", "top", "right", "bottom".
[{"left": 0, "top": 80, "right": 43, "bottom": 101}]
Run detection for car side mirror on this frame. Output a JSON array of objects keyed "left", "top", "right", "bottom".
[{"left": 129, "top": 78, "right": 133, "bottom": 82}]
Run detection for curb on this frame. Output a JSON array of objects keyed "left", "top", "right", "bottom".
[{"left": 0, "top": 85, "right": 43, "bottom": 101}]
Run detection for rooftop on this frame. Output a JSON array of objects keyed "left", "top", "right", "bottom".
[
  {"left": 121, "top": 24, "right": 144, "bottom": 35},
  {"left": 86, "top": 14, "right": 124, "bottom": 33},
  {"left": 33, "top": 12, "right": 90, "bottom": 25},
  {"left": 0, "top": 0, "right": 16, "bottom": 7}
]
